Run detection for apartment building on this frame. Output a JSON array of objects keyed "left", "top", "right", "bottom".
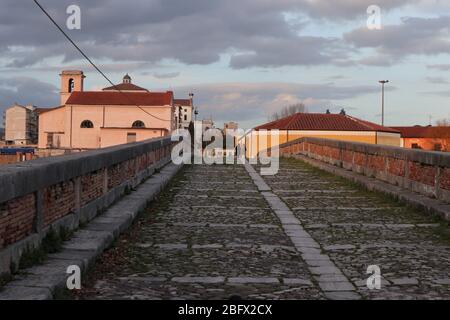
[{"left": 4, "top": 104, "right": 38, "bottom": 145}]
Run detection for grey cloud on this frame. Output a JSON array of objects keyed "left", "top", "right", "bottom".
[
  {"left": 229, "top": 36, "right": 339, "bottom": 69},
  {"left": 344, "top": 16, "right": 450, "bottom": 65},
  {"left": 426, "top": 76, "right": 449, "bottom": 84},
  {"left": 0, "top": 77, "right": 59, "bottom": 122},
  {"left": 153, "top": 72, "right": 180, "bottom": 79},
  {"left": 173, "top": 82, "right": 383, "bottom": 126},
  {"left": 326, "top": 75, "right": 346, "bottom": 80},
  {"left": 424, "top": 90, "right": 450, "bottom": 97},
  {"left": 293, "top": 0, "right": 417, "bottom": 20},
  {"left": 427, "top": 64, "right": 450, "bottom": 71},
  {"left": 0, "top": 0, "right": 420, "bottom": 70}
]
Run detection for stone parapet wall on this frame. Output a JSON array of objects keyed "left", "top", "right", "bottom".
[
  {"left": 278, "top": 137, "right": 450, "bottom": 204},
  {"left": 0, "top": 137, "right": 174, "bottom": 275}
]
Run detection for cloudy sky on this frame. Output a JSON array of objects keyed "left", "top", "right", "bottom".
[{"left": 1, "top": 0, "right": 450, "bottom": 129}]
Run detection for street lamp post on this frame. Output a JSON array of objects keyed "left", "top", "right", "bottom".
[
  {"left": 194, "top": 108, "right": 199, "bottom": 121},
  {"left": 379, "top": 80, "right": 389, "bottom": 126}
]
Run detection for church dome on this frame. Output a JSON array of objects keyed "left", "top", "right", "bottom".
[{"left": 123, "top": 74, "right": 131, "bottom": 83}]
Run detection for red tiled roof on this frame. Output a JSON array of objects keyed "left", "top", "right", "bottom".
[
  {"left": 255, "top": 113, "right": 400, "bottom": 133},
  {"left": 391, "top": 126, "right": 450, "bottom": 138},
  {"left": 35, "top": 106, "right": 64, "bottom": 114},
  {"left": 174, "top": 99, "right": 192, "bottom": 106},
  {"left": 102, "top": 83, "right": 148, "bottom": 91},
  {"left": 66, "top": 91, "right": 173, "bottom": 106}
]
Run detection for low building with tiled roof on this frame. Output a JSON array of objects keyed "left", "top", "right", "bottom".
[
  {"left": 246, "top": 112, "right": 401, "bottom": 158},
  {"left": 38, "top": 71, "right": 175, "bottom": 151},
  {"left": 392, "top": 125, "right": 450, "bottom": 152},
  {"left": 255, "top": 113, "right": 399, "bottom": 133}
]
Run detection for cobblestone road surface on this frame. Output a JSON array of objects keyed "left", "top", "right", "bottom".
[{"left": 77, "top": 159, "right": 450, "bottom": 300}]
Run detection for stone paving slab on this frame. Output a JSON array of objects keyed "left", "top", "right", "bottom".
[
  {"left": 258, "top": 158, "right": 450, "bottom": 300},
  {"left": 247, "top": 163, "right": 359, "bottom": 299},
  {"left": 77, "top": 163, "right": 325, "bottom": 300},
  {"left": 73, "top": 158, "right": 450, "bottom": 300},
  {"left": 0, "top": 286, "right": 52, "bottom": 300}
]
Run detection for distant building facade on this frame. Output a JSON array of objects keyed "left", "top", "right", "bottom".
[
  {"left": 0, "top": 147, "right": 35, "bottom": 164},
  {"left": 393, "top": 126, "right": 450, "bottom": 152},
  {"left": 224, "top": 122, "right": 238, "bottom": 133},
  {"left": 246, "top": 112, "right": 401, "bottom": 158},
  {"left": 4, "top": 104, "right": 38, "bottom": 145},
  {"left": 174, "top": 96, "right": 193, "bottom": 129},
  {"left": 202, "top": 118, "right": 214, "bottom": 132},
  {"left": 38, "top": 71, "right": 175, "bottom": 150},
  {"left": 223, "top": 122, "right": 239, "bottom": 151}
]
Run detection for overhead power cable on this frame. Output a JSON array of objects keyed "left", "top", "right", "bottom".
[{"left": 33, "top": 0, "right": 171, "bottom": 122}]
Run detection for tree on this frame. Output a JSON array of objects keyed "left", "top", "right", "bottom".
[
  {"left": 431, "top": 118, "right": 450, "bottom": 152},
  {"left": 436, "top": 118, "right": 450, "bottom": 127},
  {"left": 269, "top": 103, "right": 307, "bottom": 121}
]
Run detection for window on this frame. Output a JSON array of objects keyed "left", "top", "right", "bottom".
[
  {"left": 47, "top": 133, "right": 54, "bottom": 147},
  {"left": 411, "top": 143, "right": 421, "bottom": 149},
  {"left": 80, "top": 120, "right": 94, "bottom": 128},
  {"left": 68, "top": 78, "right": 75, "bottom": 93},
  {"left": 132, "top": 120, "right": 145, "bottom": 128},
  {"left": 434, "top": 143, "right": 442, "bottom": 151},
  {"left": 184, "top": 114, "right": 187, "bottom": 121},
  {"left": 127, "top": 133, "right": 137, "bottom": 143}
]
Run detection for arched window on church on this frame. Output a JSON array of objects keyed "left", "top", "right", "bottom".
[
  {"left": 80, "top": 120, "right": 94, "bottom": 128},
  {"left": 132, "top": 120, "right": 145, "bottom": 128},
  {"left": 68, "top": 78, "right": 75, "bottom": 93}
]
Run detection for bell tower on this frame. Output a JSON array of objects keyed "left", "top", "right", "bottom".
[{"left": 60, "top": 70, "right": 85, "bottom": 105}]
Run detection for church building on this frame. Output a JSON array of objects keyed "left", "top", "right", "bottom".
[{"left": 38, "top": 71, "right": 176, "bottom": 151}]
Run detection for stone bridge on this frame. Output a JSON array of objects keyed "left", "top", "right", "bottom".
[{"left": 0, "top": 137, "right": 449, "bottom": 300}]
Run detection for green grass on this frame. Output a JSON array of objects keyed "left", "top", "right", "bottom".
[
  {"left": 0, "top": 273, "right": 12, "bottom": 289},
  {"left": 284, "top": 157, "right": 449, "bottom": 223},
  {"left": 18, "top": 226, "right": 73, "bottom": 271}
]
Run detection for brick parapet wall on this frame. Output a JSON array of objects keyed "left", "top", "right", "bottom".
[
  {"left": 277, "top": 137, "right": 450, "bottom": 204},
  {"left": 0, "top": 137, "right": 174, "bottom": 274},
  {"left": 0, "top": 194, "right": 36, "bottom": 250}
]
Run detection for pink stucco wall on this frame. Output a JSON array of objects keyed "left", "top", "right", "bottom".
[
  {"left": 100, "top": 128, "right": 167, "bottom": 148},
  {"left": 39, "top": 104, "right": 174, "bottom": 149}
]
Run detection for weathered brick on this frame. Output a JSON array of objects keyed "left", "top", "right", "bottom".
[
  {"left": 387, "top": 158, "right": 406, "bottom": 177},
  {"left": 353, "top": 152, "right": 366, "bottom": 167},
  {"left": 43, "top": 181, "right": 75, "bottom": 226},
  {"left": 342, "top": 150, "right": 353, "bottom": 164},
  {"left": 408, "top": 162, "right": 436, "bottom": 187},
  {"left": 0, "top": 194, "right": 36, "bottom": 249},
  {"left": 439, "top": 168, "right": 450, "bottom": 191},
  {"left": 367, "top": 155, "right": 385, "bottom": 171},
  {"left": 81, "top": 170, "right": 104, "bottom": 206}
]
